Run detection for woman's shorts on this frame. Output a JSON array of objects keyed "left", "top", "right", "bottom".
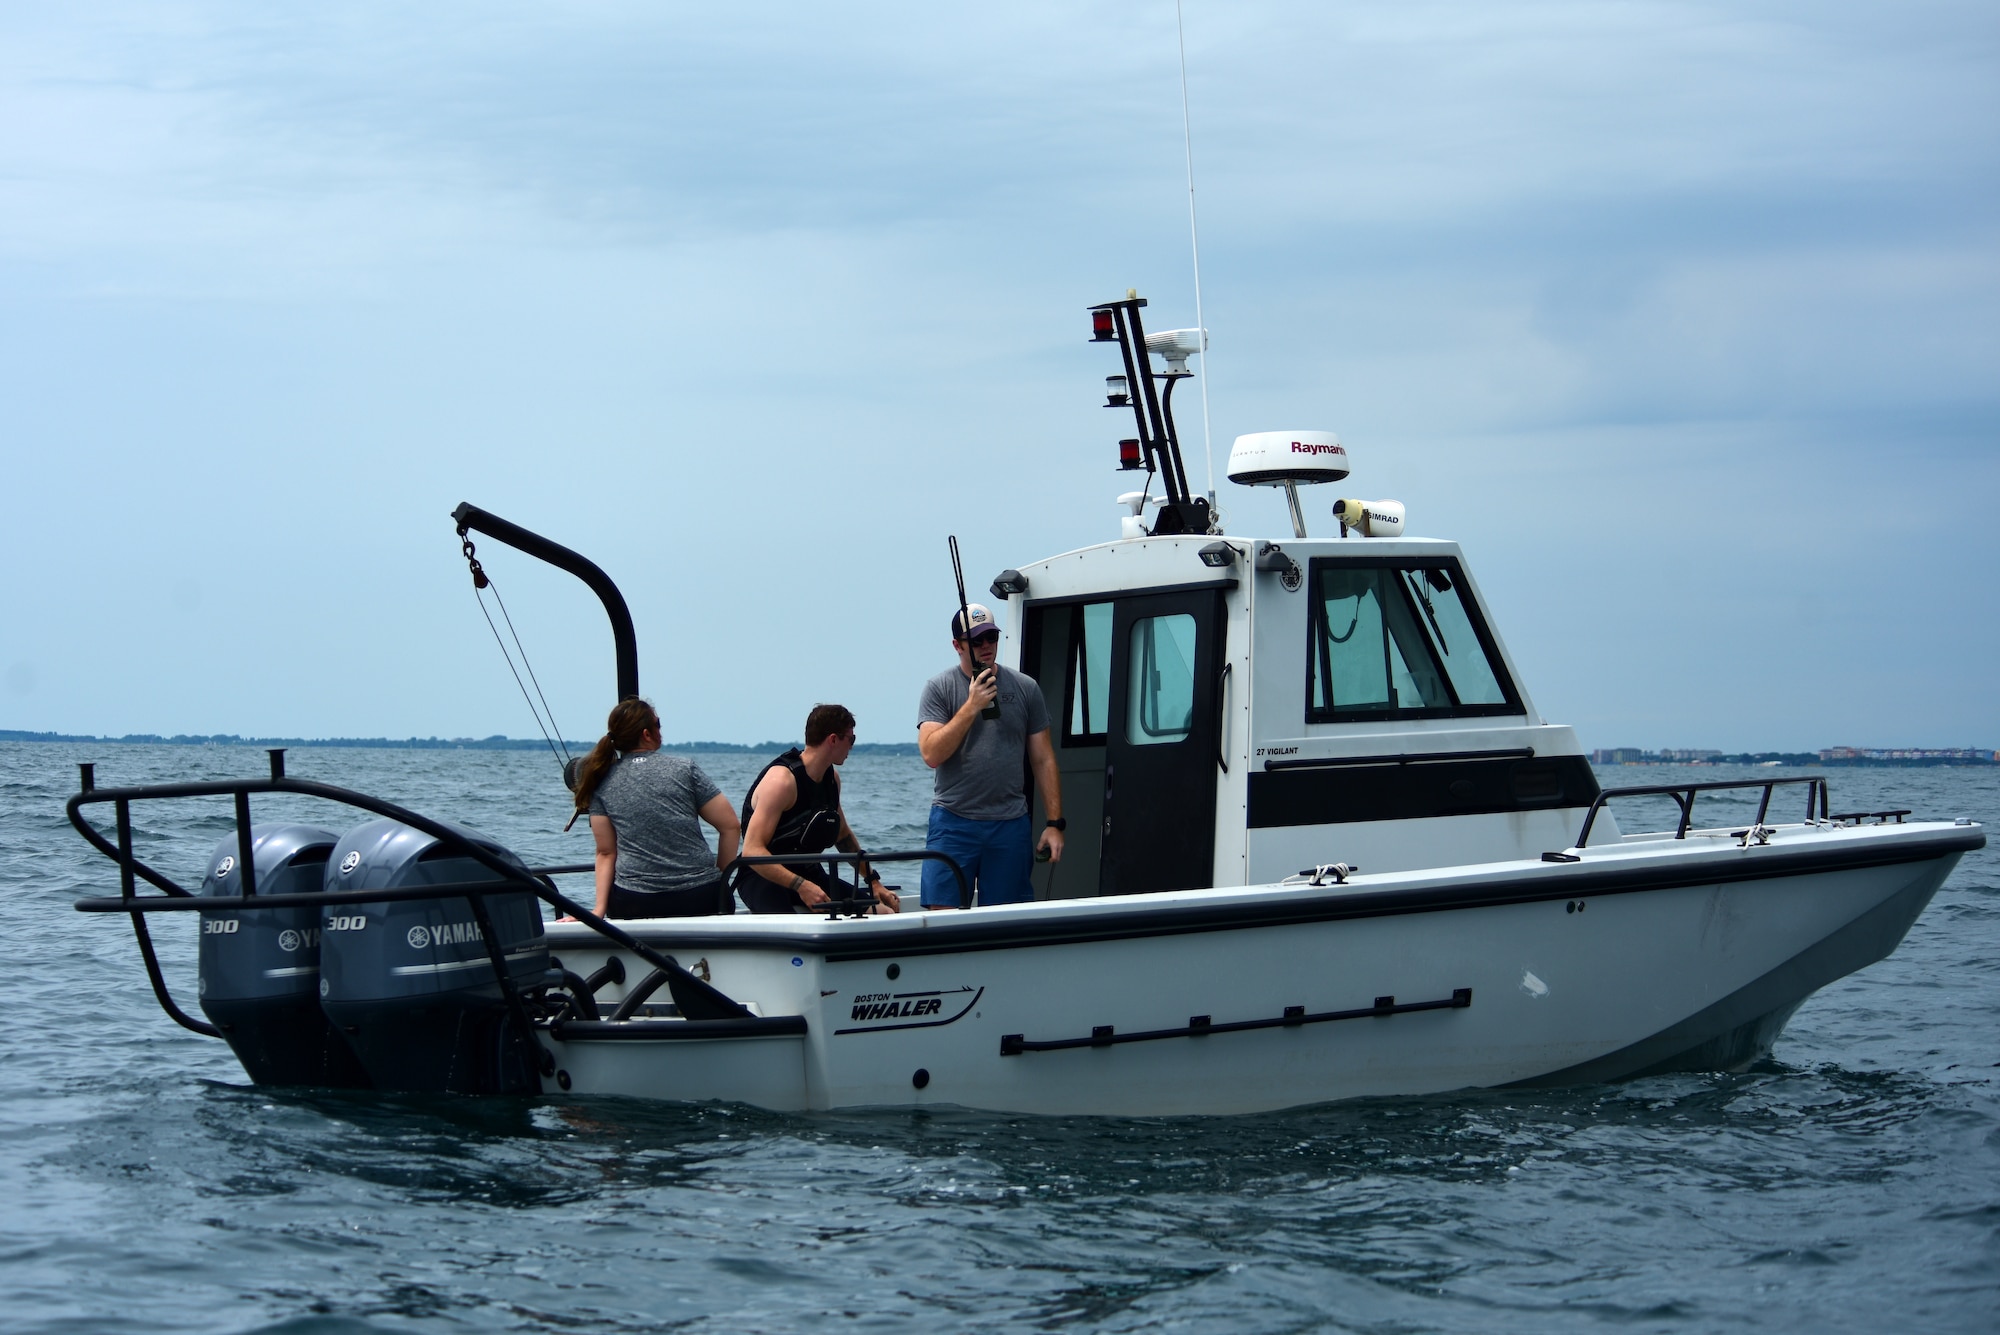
[{"left": 607, "top": 878, "right": 732, "bottom": 919}]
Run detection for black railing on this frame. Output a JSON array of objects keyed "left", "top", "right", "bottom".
[
  {"left": 66, "top": 751, "right": 970, "bottom": 1045},
  {"left": 1571, "top": 774, "right": 1831, "bottom": 849},
  {"left": 731, "top": 852, "right": 973, "bottom": 912}
]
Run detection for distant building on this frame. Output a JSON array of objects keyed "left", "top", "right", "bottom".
[
  {"left": 1591, "top": 748, "right": 1645, "bottom": 764},
  {"left": 1819, "top": 746, "right": 1998, "bottom": 764}
]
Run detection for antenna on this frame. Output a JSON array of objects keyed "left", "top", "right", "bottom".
[{"left": 1175, "top": 0, "right": 1215, "bottom": 501}]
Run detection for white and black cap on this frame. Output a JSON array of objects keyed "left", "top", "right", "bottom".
[{"left": 952, "top": 603, "right": 1000, "bottom": 640}]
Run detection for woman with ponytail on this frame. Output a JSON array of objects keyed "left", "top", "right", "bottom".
[{"left": 571, "top": 699, "right": 740, "bottom": 918}]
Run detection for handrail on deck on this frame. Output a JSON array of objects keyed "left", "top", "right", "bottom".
[
  {"left": 64, "top": 751, "right": 971, "bottom": 1052},
  {"left": 1572, "top": 774, "right": 1832, "bottom": 849}
]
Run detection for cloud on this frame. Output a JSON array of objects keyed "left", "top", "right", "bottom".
[{"left": 0, "top": 1, "right": 1993, "bottom": 747}]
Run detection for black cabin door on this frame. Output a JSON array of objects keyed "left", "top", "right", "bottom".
[{"left": 1100, "top": 587, "right": 1226, "bottom": 895}]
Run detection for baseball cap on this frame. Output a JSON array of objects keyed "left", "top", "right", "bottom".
[{"left": 952, "top": 603, "right": 1001, "bottom": 640}]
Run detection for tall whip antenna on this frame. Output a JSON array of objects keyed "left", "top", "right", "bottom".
[{"left": 1175, "top": 0, "right": 1215, "bottom": 500}]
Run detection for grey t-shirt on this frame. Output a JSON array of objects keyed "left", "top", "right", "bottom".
[
  {"left": 586, "top": 751, "right": 725, "bottom": 893},
  {"left": 917, "top": 664, "right": 1050, "bottom": 821}
]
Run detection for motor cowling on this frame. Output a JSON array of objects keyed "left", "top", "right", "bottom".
[
  {"left": 197, "top": 824, "right": 372, "bottom": 1089},
  {"left": 318, "top": 818, "right": 551, "bottom": 1095}
]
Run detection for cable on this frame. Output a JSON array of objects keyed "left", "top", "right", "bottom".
[
  {"left": 1176, "top": 0, "right": 1216, "bottom": 502},
  {"left": 486, "top": 579, "right": 572, "bottom": 763},
  {"left": 471, "top": 577, "right": 570, "bottom": 771}
]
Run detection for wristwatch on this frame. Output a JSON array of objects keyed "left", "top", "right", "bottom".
[{"left": 1045, "top": 818, "right": 1067, "bottom": 832}]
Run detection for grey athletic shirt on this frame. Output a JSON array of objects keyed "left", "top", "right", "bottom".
[
  {"left": 586, "top": 751, "right": 725, "bottom": 893},
  {"left": 917, "top": 663, "right": 1050, "bottom": 821}
]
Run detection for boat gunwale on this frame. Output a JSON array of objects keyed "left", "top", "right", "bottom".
[{"left": 545, "top": 820, "right": 1984, "bottom": 963}]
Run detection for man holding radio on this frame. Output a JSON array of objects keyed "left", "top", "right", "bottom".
[{"left": 915, "top": 602, "right": 1064, "bottom": 908}]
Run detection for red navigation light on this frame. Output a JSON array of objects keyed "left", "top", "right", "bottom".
[
  {"left": 1092, "top": 310, "right": 1116, "bottom": 342},
  {"left": 1118, "top": 438, "right": 1143, "bottom": 470}
]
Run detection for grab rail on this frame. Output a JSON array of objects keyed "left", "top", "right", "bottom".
[
  {"left": 731, "top": 851, "right": 973, "bottom": 911},
  {"left": 65, "top": 751, "right": 968, "bottom": 1051},
  {"left": 1571, "top": 774, "right": 1830, "bottom": 849}
]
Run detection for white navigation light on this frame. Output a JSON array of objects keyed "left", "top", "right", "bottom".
[
  {"left": 1227, "top": 430, "right": 1349, "bottom": 539},
  {"left": 1333, "top": 498, "right": 1405, "bottom": 538},
  {"left": 1145, "top": 327, "right": 1207, "bottom": 374}
]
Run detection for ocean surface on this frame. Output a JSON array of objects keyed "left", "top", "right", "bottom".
[{"left": 1, "top": 743, "right": 1994, "bottom": 1334}]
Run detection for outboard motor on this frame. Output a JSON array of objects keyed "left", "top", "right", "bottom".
[
  {"left": 318, "top": 818, "right": 551, "bottom": 1095},
  {"left": 197, "top": 825, "right": 372, "bottom": 1089}
]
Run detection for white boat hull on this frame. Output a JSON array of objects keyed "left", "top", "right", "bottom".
[{"left": 540, "top": 820, "right": 1978, "bottom": 1115}]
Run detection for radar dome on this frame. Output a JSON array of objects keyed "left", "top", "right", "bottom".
[{"left": 1227, "top": 431, "right": 1350, "bottom": 487}]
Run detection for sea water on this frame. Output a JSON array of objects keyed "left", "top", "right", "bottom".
[{"left": 0, "top": 743, "right": 1993, "bottom": 1333}]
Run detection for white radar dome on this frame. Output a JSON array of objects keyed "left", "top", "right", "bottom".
[{"left": 1227, "top": 431, "right": 1350, "bottom": 487}]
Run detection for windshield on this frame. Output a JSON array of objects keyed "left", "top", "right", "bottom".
[{"left": 1306, "top": 559, "right": 1518, "bottom": 720}]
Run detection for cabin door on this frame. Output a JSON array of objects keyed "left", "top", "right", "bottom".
[{"left": 1100, "top": 587, "right": 1226, "bottom": 896}]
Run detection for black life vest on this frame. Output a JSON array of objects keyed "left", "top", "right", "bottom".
[{"left": 741, "top": 748, "right": 841, "bottom": 856}]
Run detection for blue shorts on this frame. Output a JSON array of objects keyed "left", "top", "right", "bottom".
[{"left": 920, "top": 808, "right": 1034, "bottom": 908}]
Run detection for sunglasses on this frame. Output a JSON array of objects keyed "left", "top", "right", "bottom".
[{"left": 967, "top": 631, "right": 1001, "bottom": 645}]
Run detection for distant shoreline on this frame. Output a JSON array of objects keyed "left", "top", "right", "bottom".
[
  {"left": 0, "top": 730, "right": 921, "bottom": 758},
  {"left": 4, "top": 730, "right": 1990, "bottom": 766}
]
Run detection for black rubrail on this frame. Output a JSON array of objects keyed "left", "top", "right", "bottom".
[{"left": 999, "top": 987, "right": 1472, "bottom": 1055}]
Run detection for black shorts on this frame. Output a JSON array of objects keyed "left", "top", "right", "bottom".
[
  {"left": 738, "top": 864, "right": 842, "bottom": 914},
  {"left": 606, "top": 878, "right": 732, "bottom": 919}
]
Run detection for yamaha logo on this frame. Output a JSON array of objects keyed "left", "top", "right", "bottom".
[
  {"left": 339, "top": 850, "right": 361, "bottom": 874},
  {"left": 278, "top": 929, "right": 301, "bottom": 952},
  {"left": 215, "top": 856, "right": 235, "bottom": 878},
  {"left": 406, "top": 925, "right": 431, "bottom": 949}
]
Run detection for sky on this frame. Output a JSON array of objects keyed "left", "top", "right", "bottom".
[{"left": 1, "top": 1, "right": 1995, "bottom": 753}]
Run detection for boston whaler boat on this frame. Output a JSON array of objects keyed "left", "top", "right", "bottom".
[{"left": 69, "top": 293, "right": 1983, "bottom": 1114}]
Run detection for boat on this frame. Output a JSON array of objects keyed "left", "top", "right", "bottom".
[{"left": 67, "top": 291, "right": 1983, "bottom": 1115}]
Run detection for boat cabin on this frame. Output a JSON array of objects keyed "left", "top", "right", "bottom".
[
  {"left": 996, "top": 532, "right": 1605, "bottom": 896},
  {"left": 990, "top": 292, "right": 1604, "bottom": 897}
]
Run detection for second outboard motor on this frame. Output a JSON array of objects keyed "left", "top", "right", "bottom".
[
  {"left": 318, "top": 818, "right": 550, "bottom": 1095},
  {"left": 197, "top": 825, "right": 372, "bottom": 1089}
]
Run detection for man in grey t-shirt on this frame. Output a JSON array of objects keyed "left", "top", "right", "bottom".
[{"left": 915, "top": 601, "right": 1064, "bottom": 907}]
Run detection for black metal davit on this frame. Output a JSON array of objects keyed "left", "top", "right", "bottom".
[
  {"left": 452, "top": 501, "right": 640, "bottom": 701},
  {"left": 1090, "top": 293, "right": 1212, "bottom": 537}
]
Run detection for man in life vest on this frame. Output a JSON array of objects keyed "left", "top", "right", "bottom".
[{"left": 737, "top": 703, "right": 900, "bottom": 914}]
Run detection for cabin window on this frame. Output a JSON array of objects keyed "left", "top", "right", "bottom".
[
  {"left": 1062, "top": 601, "right": 1114, "bottom": 745},
  {"left": 1306, "top": 559, "right": 1519, "bottom": 722},
  {"left": 1127, "top": 613, "right": 1198, "bottom": 745}
]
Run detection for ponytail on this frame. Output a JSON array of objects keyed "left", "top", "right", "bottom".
[{"left": 567, "top": 698, "right": 658, "bottom": 826}]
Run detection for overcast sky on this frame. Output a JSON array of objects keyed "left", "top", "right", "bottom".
[{"left": 2, "top": 1, "right": 1995, "bottom": 753}]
